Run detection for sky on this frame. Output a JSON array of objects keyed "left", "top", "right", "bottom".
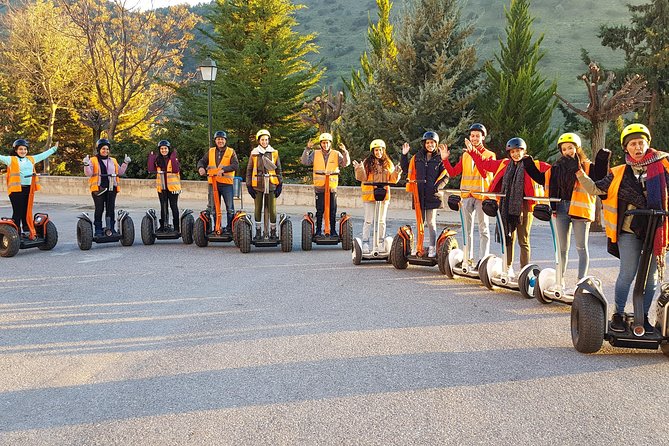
[{"left": 133, "top": 0, "right": 207, "bottom": 11}]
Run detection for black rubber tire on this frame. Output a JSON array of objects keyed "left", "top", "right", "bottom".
[
  {"left": 661, "top": 342, "right": 669, "bottom": 358},
  {"left": 141, "top": 215, "right": 155, "bottom": 245},
  {"left": 341, "top": 219, "right": 353, "bottom": 251},
  {"left": 38, "top": 221, "right": 58, "bottom": 251},
  {"left": 181, "top": 214, "right": 194, "bottom": 245},
  {"left": 534, "top": 271, "right": 554, "bottom": 304},
  {"left": 76, "top": 219, "right": 93, "bottom": 251},
  {"left": 438, "top": 236, "right": 458, "bottom": 276},
  {"left": 121, "top": 217, "right": 135, "bottom": 246},
  {"left": 280, "top": 219, "right": 293, "bottom": 252},
  {"left": 233, "top": 221, "right": 240, "bottom": 248},
  {"left": 352, "top": 239, "right": 362, "bottom": 265},
  {"left": 301, "top": 219, "right": 312, "bottom": 251},
  {"left": 571, "top": 293, "right": 605, "bottom": 353},
  {"left": 478, "top": 255, "right": 493, "bottom": 289},
  {"left": 390, "top": 235, "right": 408, "bottom": 270},
  {"left": 0, "top": 224, "right": 20, "bottom": 257},
  {"left": 239, "top": 221, "right": 252, "bottom": 253},
  {"left": 518, "top": 264, "right": 540, "bottom": 299},
  {"left": 194, "top": 217, "right": 208, "bottom": 247}
]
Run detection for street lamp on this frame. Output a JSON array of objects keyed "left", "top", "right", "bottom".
[{"left": 199, "top": 56, "right": 218, "bottom": 147}]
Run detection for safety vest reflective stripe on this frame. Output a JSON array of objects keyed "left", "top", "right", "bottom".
[
  {"left": 7, "top": 156, "right": 39, "bottom": 193},
  {"left": 207, "top": 147, "right": 234, "bottom": 184},
  {"left": 251, "top": 151, "right": 279, "bottom": 187},
  {"left": 313, "top": 150, "right": 339, "bottom": 188},
  {"left": 461, "top": 150, "right": 494, "bottom": 199},
  {"left": 89, "top": 157, "right": 120, "bottom": 192},
  {"left": 156, "top": 160, "right": 181, "bottom": 192},
  {"left": 601, "top": 165, "right": 628, "bottom": 243}
]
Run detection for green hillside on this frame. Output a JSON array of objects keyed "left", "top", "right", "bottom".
[{"left": 292, "top": 0, "right": 643, "bottom": 106}]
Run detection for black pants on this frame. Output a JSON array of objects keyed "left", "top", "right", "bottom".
[
  {"left": 92, "top": 190, "right": 117, "bottom": 231},
  {"left": 9, "top": 186, "right": 30, "bottom": 232},
  {"left": 158, "top": 191, "right": 180, "bottom": 230},
  {"left": 315, "top": 190, "right": 337, "bottom": 233}
]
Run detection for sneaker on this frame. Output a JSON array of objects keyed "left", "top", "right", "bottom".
[
  {"left": 331, "top": 230, "right": 338, "bottom": 238},
  {"left": 610, "top": 313, "right": 626, "bottom": 332},
  {"left": 643, "top": 316, "right": 655, "bottom": 334},
  {"left": 362, "top": 242, "right": 370, "bottom": 253},
  {"left": 506, "top": 266, "right": 515, "bottom": 278},
  {"left": 94, "top": 229, "right": 103, "bottom": 237},
  {"left": 270, "top": 229, "right": 277, "bottom": 238},
  {"left": 314, "top": 230, "right": 323, "bottom": 237},
  {"left": 427, "top": 246, "right": 436, "bottom": 257}
]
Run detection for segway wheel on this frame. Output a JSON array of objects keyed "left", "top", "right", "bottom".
[
  {"left": 518, "top": 264, "right": 540, "bottom": 299},
  {"left": 478, "top": 255, "right": 494, "bottom": 289},
  {"left": 239, "top": 220, "right": 252, "bottom": 253},
  {"left": 38, "top": 221, "right": 58, "bottom": 251},
  {"left": 661, "top": 342, "right": 669, "bottom": 358},
  {"left": 571, "top": 293, "right": 605, "bottom": 353},
  {"left": 181, "top": 214, "right": 194, "bottom": 245},
  {"left": 301, "top": 219, "right": 313, "bottom": 251},
  {"left": 76, "top": 219, "right": 93, "bottom": 251},
  {"left": 390, "top": 235, "right": 408, "bottom": 270},
  {"left": 0, "top": 224, "right": 20, "bottom": 257},
  {"left": 194, "top": 217, "right": 208, "bottom": 247},
  {"left": 535, "top": 269, "right": 555, "bottom": 304},
  {"left": 233, "top": 221, "right": 241, "bottom": 248},
  {"left": 280, "top": 219, "right": 293, "bottom": 252},
  {"left": 141, "top": 215, "right": 156, "bottom": 245},
  {"left": 352, "top": 239, "right": 362, "bottom": 265},
  {"left": 438, "top": 236, "right": 458, "bottom": 277},
  {"left": 121, "top": 216, "right": 135, "bottom": 246},
  {"left": 341, "top": 219, "right": 353, "bottom": 251}
]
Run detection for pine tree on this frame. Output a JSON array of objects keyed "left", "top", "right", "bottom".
[{"left": 477, "top": 0, "right": 557, "bottom": 158}]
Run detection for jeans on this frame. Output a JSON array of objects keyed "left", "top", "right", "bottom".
[
  {"left": 362, "top": 200, "right": 389, "bottom": 243},
  {"left": 215, "top": 183, "right": 235, "bottom": 229},
  {"left": 554, "top": 200, "right": 590, "bottom": 281},
  {"left": 614, "top": 232, "right": 659, "bottom": 315},
  {"left": 424, "top": 208, "right": 437, "bottom": 248},
  {"left": 505, "top": 207, "right": 532, "bottom": 268},
  {"left": 92, "top": 190, "right": 117, "bottom": 231},
  {"left": 158, "top": 191, "right": 180, "bottom": 230},
  {"left": 461, "top": 197, "right": 490, "bottom": 261},
  {"left": 315, "top": 191, "right": 337, "bottom": 233}
]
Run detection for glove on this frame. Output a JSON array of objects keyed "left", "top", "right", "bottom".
[
  {"left": 522, "top": 155, "right": 534, "bottom": 169},
  {"left": 83, "top": 155, "right": 90, "bottom": 166},
  {"left": 247, "top": 184, "right": 257, "bottom": 199},
  {"left": 124, "top": 154, "right": 131, "bottom": 164},
  {"left": 275, "top": 183, "right": 282, "bottom": 198}
]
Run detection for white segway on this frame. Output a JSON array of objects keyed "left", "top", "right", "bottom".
[
  {"left": 441, "top": 189, "right": 486, "bottom": 279},
  {"left": 477, "top": 192, "right": 539, "bottom": 296},
  {"left": 352, "top": 182, "right": 394, "bottom": 264}
]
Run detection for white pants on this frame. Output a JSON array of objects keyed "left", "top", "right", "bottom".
[
  {"left": 461, "top": 197, "right": 490, "bottom": 261},
  {"left": 362, "top": 200, "right": 389, "bottom": 243},
  {"left": 425, "top": 208, "right": 437, "bottom": 248}
]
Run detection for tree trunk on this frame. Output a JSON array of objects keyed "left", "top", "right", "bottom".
[
  {"left": 44, "top": 103, "right": 58, "bottom": 174},
  {"left": 590, "top": 121, "right": 607, "bottom": 232}
]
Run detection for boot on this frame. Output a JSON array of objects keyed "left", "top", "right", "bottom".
[
  {"left": 270, "top": 223, "right": 277, "bottom": 239},
  {"left": 94, "top": 222, "right": 103, "bottom": 237},
  {"left": 173, "top": 218, "right": 180, "bottom": 233},
  {"left": 254, "top": 222, "right": 262, "bottom": 241},
  {"left": 315, "top": 219, "right": 322, "bottom": 237},
  {"left": 158, "top": 219, "right": 165, "bottom": 232}
]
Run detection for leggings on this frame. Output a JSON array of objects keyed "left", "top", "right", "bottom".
[
  {"left": 9, "top": 186, "right": 30, "bottom": 232},
  {"left": 254, "top": 192, "right": 277, "bottom": 223},
  {"left": 158, "top": 191, "right": 180, "bottom": 229},
  {"left": 92, "top": 190, "right": 117, "bottom": 230}
]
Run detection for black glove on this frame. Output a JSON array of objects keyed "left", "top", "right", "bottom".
[
  {"left": 275, "top": 183, "right": 282, "bottom": 198},
  {"left": 522, "top": 155, "right": 544, "bottom": 184},
  {"left": 247, "top": 184, "right": 257, "bottom": 199},
  {"left": 522, "top": 155, "right": 535, "bottom": 169}
]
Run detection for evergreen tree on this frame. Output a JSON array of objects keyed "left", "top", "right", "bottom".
[{"left": 477, "top": 0, "right": 557, "bottom": 158}]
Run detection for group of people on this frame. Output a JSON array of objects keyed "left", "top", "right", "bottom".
[{"left": 2, "top": 122, "right": 668, "bottom": 333}]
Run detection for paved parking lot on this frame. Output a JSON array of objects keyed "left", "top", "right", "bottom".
[{"left": 1, "top": 197, "right": 668, "bottom": 445}]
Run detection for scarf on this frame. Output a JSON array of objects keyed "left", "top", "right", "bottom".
[
  {"left": 500, "top": 160, "right": 525, "bottom": 236},
  {"left": 626, "top": 148, "right": 669, "bottom": 257}
]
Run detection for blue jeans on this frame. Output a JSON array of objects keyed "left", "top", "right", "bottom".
[
  {"left": 555, "top": 200, "right": 590, "bottom": 281},
  {"left": 614, "top": 232, "right": 658, "bottom": 315},
  {"left": 216, "top": 183, "right": 235, "bottom": 228}
]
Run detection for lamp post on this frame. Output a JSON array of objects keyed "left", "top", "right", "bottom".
[{"left": 199, "top": 56, "right": 218, "bottom": 148}]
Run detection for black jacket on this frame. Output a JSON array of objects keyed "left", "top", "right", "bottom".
[{"left": 401, "top": 149, "right": 446, "bottom": 210}]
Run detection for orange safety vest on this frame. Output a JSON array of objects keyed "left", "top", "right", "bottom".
[
  {"left": 156, "top": 160, "right": 181, "bottom": 192},
  {"left": 544, "top": 161, "right": 595, "bottom": 221},
  {"left": 7, "top": 156, "right": 39, "bottom": 193},
  {"left": 313, "top": 150, "right": 340, "bottom": 189},
  {"left": 460, "top": 148, "right": 495, "bottom": 199},
  {"left": 89, "top": 157, "right": 120, "bottom": 192},
  {"left": 251, "top": 151, "right": 280, "bottom": 187},
  {"left": 361, "top": 164, "right": 399, "bottom": 202},
  {"left": 602, "top": 159, "right": 669, "bottom": 243},
  {"left": 207, "top": 147, "right": 235, "bottom": 185}
]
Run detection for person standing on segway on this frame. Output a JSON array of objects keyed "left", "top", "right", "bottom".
[
  {"left": 577, "top": 123, "right": 669, "bottom": 334},
  {"left": 523, "top": 133, "right": 611, "bottom": 289},
  {"left": 465, "top": 137, "right": 550, "bottom": 276},
  {"left": 83, "top": 139, "right": 130, "bottom": 237},
  {"left": 441, "top": 123, "right": 495, "bottom": 266},
  {"left": 353, "top": 139, "right": 402, "bottom": 253},
  {"left": 400, "top": 131, "right": 449, "bottom": 258},
  {"left": 0, "top": 139, "right": 58, "bottom": 238},
  {"left": 246, "top": 129, "right": 283, "bottom": 240},
  {"left": 147, "top": 140, "right": 181, "bottom": 232},
  {"left": 300, "top": 132, "right": 350, "bottom": 237},
  {"left": 197, "top": 131, "right": 239, "bottom": 234}
]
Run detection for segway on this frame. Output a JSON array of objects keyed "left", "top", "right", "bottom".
[
  {"left": 390, "top": 179, "right": 458, "bottom": 272},
  {"left": 76, "top": 173, "right": 134, "bottom": 250},
  {"left": 0, "top": 173, "right": 57, "bottom": 257},
  {"left": 352, "top": 182, "right": 394, "bottom": 264},
  {"left": 140, "top": 207, "right": 194, "bottom": 245},
  {"left": 193, "top": 176, "right": 246, "bottom": 248},
  {"left": 476, "top": 192, "right": 540, "bottom": 295},
  {"left": 440, "top": 189, "right": 486, "bottom": 279},
  {"left": 517, "top": 196, "right": 574, "bottom": 305},
  {"left": 571, "top": 209, "right": 669, "bottom": 356},
  {"left": 301, "top": 170, "right": 353, "bottom": 251},
  {"left": 237, "top": 173, "right": 292, "bottom": 253}
]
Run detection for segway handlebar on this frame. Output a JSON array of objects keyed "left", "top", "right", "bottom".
[
  {"left": 362, "top": 181, "right": 394, "bottom": 187},
  {"left": 524, "top": 196, "right": 561, "bottom": 202},
  {"left": 625, "top": 209, "right": 669, "bottom": 216},
  {"left": 314, "top": 170, "right": 339, "bottom": 176}
]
